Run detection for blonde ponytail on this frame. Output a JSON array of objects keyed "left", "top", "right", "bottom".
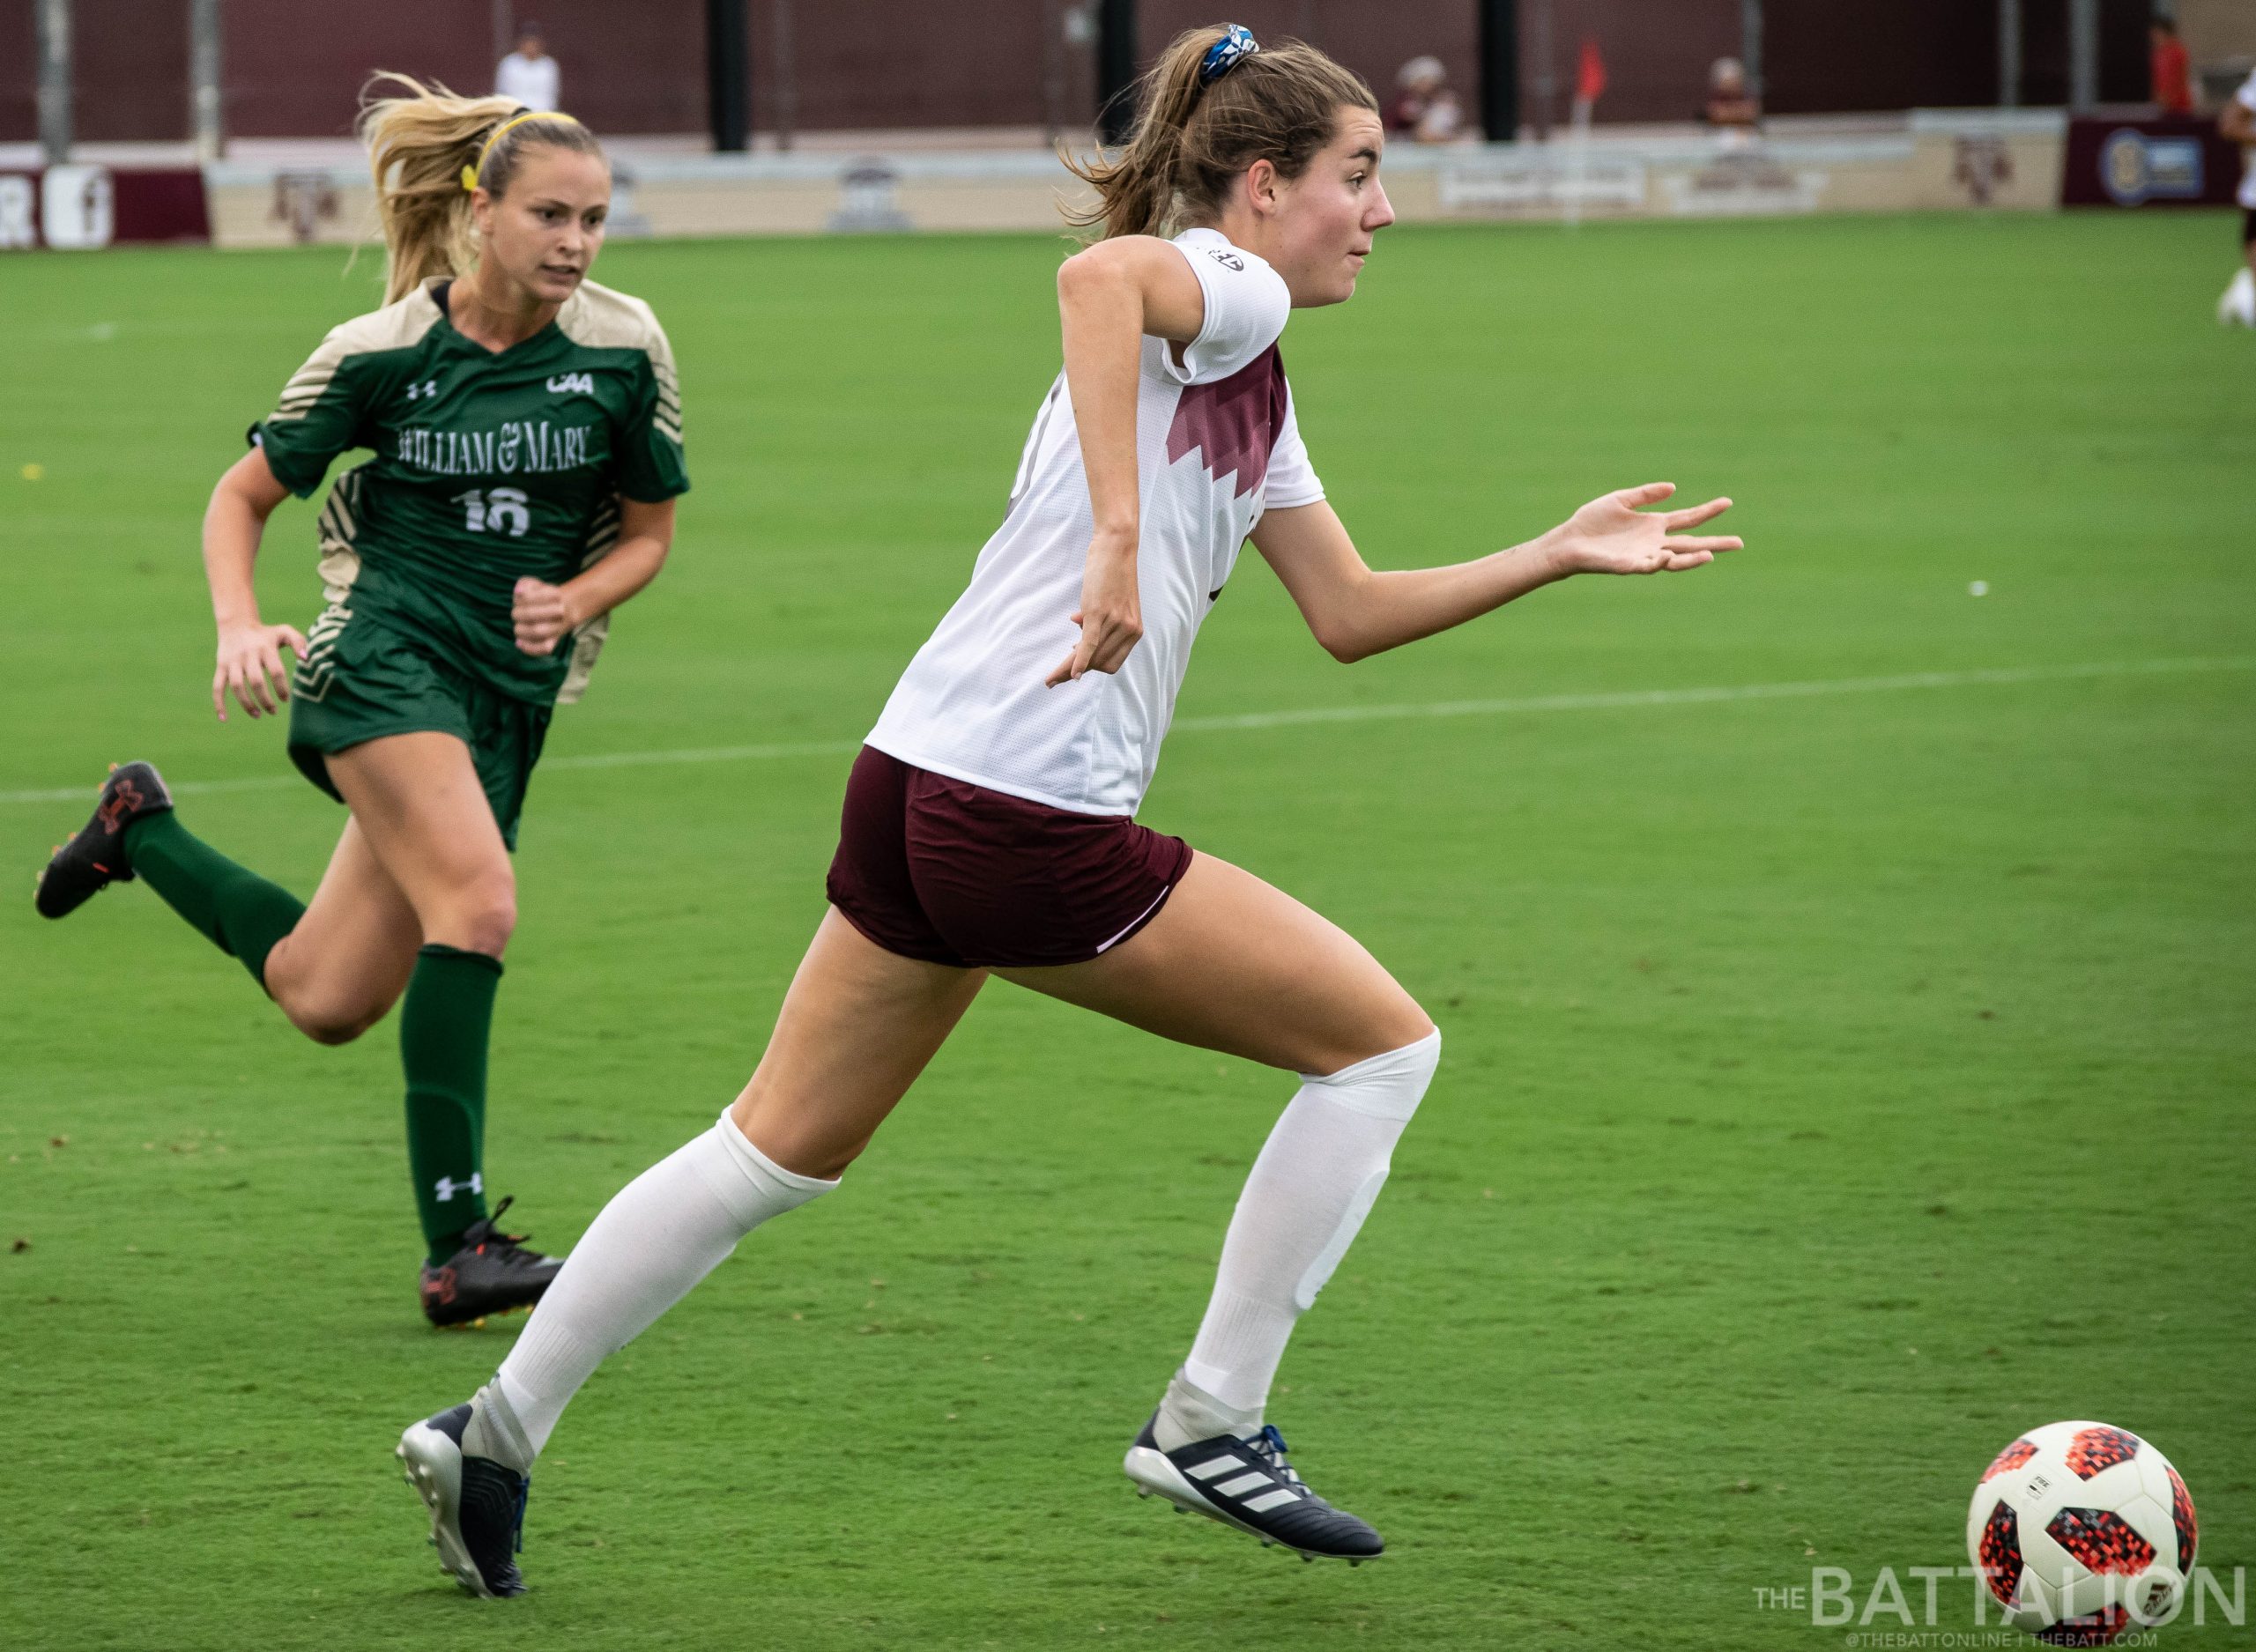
[
  {"left": 1065, "top": 26, "right": 1377, "bottom": 241},
  {"left": 357, "top": 73, "right": 605, "bottom": 304}
]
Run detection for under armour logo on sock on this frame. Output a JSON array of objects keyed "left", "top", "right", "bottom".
[{"left": 434, "top": 1173, "right": 484, "bottom": 1203}]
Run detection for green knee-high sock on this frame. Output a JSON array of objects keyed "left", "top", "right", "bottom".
[
  {"left": 122, "top": 812, "right": 307, "bottom": 989},
  {"left": 401, "top": 945, "right": 503, "bottom": 1265}
]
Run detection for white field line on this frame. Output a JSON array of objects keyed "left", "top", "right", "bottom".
[
  {"left": 1170, "top": 655, "right": 2255, "bottom": 732},
  {"left": 1, "top": 655, "right": 2247, "bottom": 808}
]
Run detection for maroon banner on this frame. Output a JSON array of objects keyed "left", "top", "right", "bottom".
[
  {"left": 0, "top": 167, "right": 211, "bottom": 249},
  {"left": 2060, "top": 115, "right": 2245, "bottom": 209}
]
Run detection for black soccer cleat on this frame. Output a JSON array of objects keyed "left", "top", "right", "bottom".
[
  {"left": 397, "top": 1400, "right": 530, "bottom": 1597},
  {"left": 1124, "top": 1413, "right": 1384, "bottom": 1562},
  {"left": 419, "top": 1197, "right": 566, "bottom": 1328},
  {"left": 34, "top": 761, "right": 174, "bottom": 920}
]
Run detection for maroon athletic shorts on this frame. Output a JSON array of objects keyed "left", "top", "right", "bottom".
[{"left": 825, "top": 745, "right": 1193, "bottom": 969}]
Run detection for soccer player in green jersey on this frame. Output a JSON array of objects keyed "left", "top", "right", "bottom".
[{"left": 34, "top": 78, "right": 689, "bottom": 1327}]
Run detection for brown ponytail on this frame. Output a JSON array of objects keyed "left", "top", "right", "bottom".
[
  {"left": 1065, "top": 26, "right": 1377, "bottom": 241},
  {"left": 357, "top": 73, "right": 606, "bottom": 303}
]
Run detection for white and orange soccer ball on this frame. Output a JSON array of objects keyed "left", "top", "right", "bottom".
[{"left": 1966, "top": 1419, "right": 2199, "bottom": 1647}]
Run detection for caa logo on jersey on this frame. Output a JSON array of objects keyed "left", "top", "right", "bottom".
[
  {"left": 1204, "top": 248, "right": 1244, "bottom": 271},
  {"left": 547, "top": 371, "right": 596, "bottom": 395}
]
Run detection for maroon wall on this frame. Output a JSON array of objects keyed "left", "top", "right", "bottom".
[
  {"left": 217, "top": 0, "right": 711, "bottom": 137},
  {"left": 2009, "top": 0, "right": 2153, "bottom": 109},
  {"left": 741, "top": 0, "right": 1480, "bottom": 135},
  {"left": 224, "top": 1, "right": 494, "bottom": 138},
  {"left": 74, "top": 0, "right": 189, "bottom": 140},
  {"left": 750, "top": 0, "right": 1058, "bottom": 130},
  {"left": 0, "top": 0, "right": 712, "bottom": 143},
  {"left": 1140, "top": 1, "right": 1480, "bottom": 124},
  {"left": 2, "top": 2, "right": 36, "bottom": 140},
  {"left": 736, "top": 0, "right": 1728, "bottom": 138},
  {"left": 1510, "top": 0, "right": 1737, "bottom": 130},
  {"left": 1767, "top": 0, "right": 1996, "bottom": 116},
  {"left": 1763, "top": 0, "right": 2149, "bottom": 115},
  {"left": 0, "top": 1, "right": 2181, "bottom": 148}
]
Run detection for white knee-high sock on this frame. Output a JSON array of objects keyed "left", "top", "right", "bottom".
[
  {"left": 2225, "top": 266, "right": 2256, "bottom": 325},
  {"left": 486, "top": 1112, "right": 836, "bottom": 1464},
  {"left": 1157, "top": 1030, "right": 1440, "bottom": 1449}
]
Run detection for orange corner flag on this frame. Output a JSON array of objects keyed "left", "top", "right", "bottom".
[{"left": 1576, "top": 38, "right": 1607, "bottom": 106}]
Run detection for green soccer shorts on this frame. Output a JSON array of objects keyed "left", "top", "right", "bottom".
[{"left": 286, "top": 611, "right": 551, "bottom": 851}]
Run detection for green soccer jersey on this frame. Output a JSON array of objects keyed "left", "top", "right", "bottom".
[{"left": 253, "top": 276, "right": 688, "bottom": 705}]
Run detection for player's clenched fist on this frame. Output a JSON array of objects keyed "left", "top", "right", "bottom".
[
  {"left": 512, "top": 576, "right": 581, "bottom": 656},
  {"left": 1046, "top": 529, "right": 1146, "bottom": 687}
]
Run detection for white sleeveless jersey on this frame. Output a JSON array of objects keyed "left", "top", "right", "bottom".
[{"left": 866, "top": 228, "right": 1325, "bottom": 815}]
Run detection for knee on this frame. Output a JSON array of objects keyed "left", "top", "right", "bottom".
[
  {"left": 1389, "top": 997, "right": 1440, "bottom": 1055},
  {"left": 1331, "top": 991, "right": 1438, "bottom": 1075},
  {"left": 458, "top": 900, "right": 517, "bottom": 959},
  {"left": 728, "top": 1087, "right": 866, "bottom": 1182},
  {"left": 1305, "top": 1024, "right": 1441, "bottom": 1120},
  {"left": 286, "top": 998, "right": 385, "bottom": 1047},
  {"left": 434, "top": 872, "right": 517, "bottom": 958}
]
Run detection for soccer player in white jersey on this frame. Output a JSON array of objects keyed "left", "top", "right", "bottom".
[
  {"left": 393, "top": 24, "right": 1740, "bottom": 1596},
  {"left": 2219, "top": 69, "right": 2256, "bottom": 327}
]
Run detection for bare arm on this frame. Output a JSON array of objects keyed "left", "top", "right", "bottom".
[
  {"left": 1043, "top": 236, "right": 1207, "bottom": 687},
  {"left": 1252, "top": 483, "right": 1740, "bottom": 664},
  {"left": 510, "top": 495, "right": 678, "bottom": 657},
  {"left": 2222, "top": 100, "right": 2255, "bottom": 144},
  {"left": 204, "top": 446, "right": 309, "bottom": 721}
]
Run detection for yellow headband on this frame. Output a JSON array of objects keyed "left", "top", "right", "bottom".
[{"left": 460, "top": 110, "right": 583, "bottom": 193}]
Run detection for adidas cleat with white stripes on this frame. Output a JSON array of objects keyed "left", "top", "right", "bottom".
[
  {"left": 397, "top": 1399, "right": 530, "bottom": 1597},
  {"left": 1124, "top": 1414, "right": 1383, "bottom": 1562}
]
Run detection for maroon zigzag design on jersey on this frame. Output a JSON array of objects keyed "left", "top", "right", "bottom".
[{"left": 1165, "top": 344, "right": 1287, "bottom": 499}]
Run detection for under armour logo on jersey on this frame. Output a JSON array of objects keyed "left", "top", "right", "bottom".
[
  {"left": 547, "top": 371, "right": 596, "bottom": 395},
  {"left": 404, "top": 378, "right": 441, "bottom": 401},
  {"left": 1204, "top": 247, "right": 1245, "bottom": 271},
  {"left": 434, "top": 1173, "right": 484, "bottom": 1203}
]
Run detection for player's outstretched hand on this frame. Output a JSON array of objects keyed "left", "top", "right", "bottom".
[
  {"left": 512, "top": 577, "right": 581, "bottom": 657},
  {"left": 212, "top": 621, "right": 308, "bottom": 722},
  {"left": 1046, "top": 529, "right": 1145, "bottom": 687},
  {"left": 1554, "top": 483, "right": 1740, "bottom": 576}
]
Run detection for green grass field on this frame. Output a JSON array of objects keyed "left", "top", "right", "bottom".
[{"left": 4, "top": 210, "right": 2252, "bottom": 1651}]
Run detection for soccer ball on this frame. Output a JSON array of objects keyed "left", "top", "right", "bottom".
[{"left": 1967, "top": 1419, "right": 2198, "bottom": 1646}]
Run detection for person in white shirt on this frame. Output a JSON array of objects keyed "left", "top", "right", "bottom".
[
  {"left": 2218, "top": 69, "right": 2256, "bottom": 326},
  {"left": 494, "top": 23, "right": 559, "bottom": 115},
  {"left": 392, "top": 24, "right": 1741, "bottom": 1598}
]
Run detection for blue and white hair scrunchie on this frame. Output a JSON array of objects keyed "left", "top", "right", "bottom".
[{"left": 1200, "top": 24, "right": 1259, "bottom": 85}]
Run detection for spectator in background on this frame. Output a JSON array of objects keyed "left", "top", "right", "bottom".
[
  {"left": 2148, "top": 19, "right": 2193, "bottom": 116},
  {"left": 1415, "top": 84, "right": 1466, "bottom": 144},
  {"left": 496, "top": 23, "right": 560, "bottom": 113},
  {"left": 1703, "top": 57, "right": 1761, "bottom": 147},
  {"left": 1384, "top": 56, "right": 1466, "bottom": 144},
  {"left": 1383, "top": 57, "right": 1442, "bottom": 134}
]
